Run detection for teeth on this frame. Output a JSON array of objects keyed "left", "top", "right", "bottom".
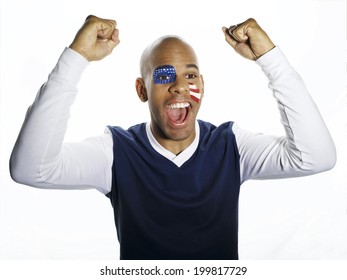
[{"left": 167, "top": 102, "right": 190, "bottom": 109}]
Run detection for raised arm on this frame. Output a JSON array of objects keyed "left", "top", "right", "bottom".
[
  {"left": 10, "top": 16, "right": 119, "bottom": 194},
  {"left": 222, "top": 19, "right": 336, "bottom": 182}
]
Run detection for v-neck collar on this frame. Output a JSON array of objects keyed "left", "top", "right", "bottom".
[{"left": 145, "top": 122, "right": 200, "bottom": 167}]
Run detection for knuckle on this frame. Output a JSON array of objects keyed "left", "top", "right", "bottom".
[
  {"left": 85, "top": 15, "right": 117, "bottom": 29},
  {"left": 85, "top": 15, "right": 97, "bottom": 22},
  {"left": 244, "top": 18, "right": 259, "bottom": 33}
]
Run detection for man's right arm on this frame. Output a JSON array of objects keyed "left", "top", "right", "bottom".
[
  {"left": 10, "top": 48, "right": 113, "bottom": 194},
  {"left": 10, "top": 16, "right": 119, "bottom": 194}
]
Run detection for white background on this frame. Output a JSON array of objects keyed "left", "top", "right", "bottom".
[{"left": 0, "top": 0, "right": 346, "bottom": 261}]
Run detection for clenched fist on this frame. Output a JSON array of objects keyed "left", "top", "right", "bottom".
[
  {"left": 222, "top": 18, "right": 275, "bottom": 60},
  {"left": 69, "top": 15, "right": 120, "bottom": 61}
]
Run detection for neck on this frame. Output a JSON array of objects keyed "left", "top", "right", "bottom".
[{"left": 150, "top": 123, "right": 197, "bottom": 155}]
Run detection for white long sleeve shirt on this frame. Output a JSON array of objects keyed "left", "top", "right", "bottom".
[{"left": 9, "top": 47, "right": 336, "bottom": 195}]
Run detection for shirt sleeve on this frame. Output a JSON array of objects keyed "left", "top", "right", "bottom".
[
  {"left": 234, "top": 47, "right": 336, "bottom": 184},
  {"left": 9, "top": 48, "right": 113, "bottom": 195}
]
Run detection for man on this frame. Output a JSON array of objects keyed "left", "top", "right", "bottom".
[{"left": 10, "top": 16, "right": 336, "bottom": 259}]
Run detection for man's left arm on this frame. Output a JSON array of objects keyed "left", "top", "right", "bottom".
[{"left": 222, "top": 19, "right": 336, "bottom": 182}]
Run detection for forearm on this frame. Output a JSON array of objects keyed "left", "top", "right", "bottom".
[
  {"left": 237, "top": 47, "right": 336, "bottom": 182},
  {"left": 9, "top": 48, "right": 112, "bottom": 193}
]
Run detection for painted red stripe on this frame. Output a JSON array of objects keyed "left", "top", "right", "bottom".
[
  {"left": 189, "top": 87, "right": 200, "bottom": 93},
  {"left": 190, "top": 95, "right": 200, "bottom": 103}
]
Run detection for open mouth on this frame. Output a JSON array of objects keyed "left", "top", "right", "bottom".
[{"left": 165, "top": 102, "right": 191, "bottom": 125}]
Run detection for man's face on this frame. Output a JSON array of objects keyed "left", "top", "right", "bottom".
[{"left": 144, "top": 39, "right": 204, "bottom": 144}]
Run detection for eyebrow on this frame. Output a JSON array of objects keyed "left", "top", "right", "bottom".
[
  {"left": 154, "top": 64, "right": 199, "bottom": 70},
  {"left": 186, "top": 63, "right": 199, "bottom": 70},
  {"left": 154, "top": 65, "right": 174, "bottom": 71}
]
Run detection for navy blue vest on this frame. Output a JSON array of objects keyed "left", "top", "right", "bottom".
[{"left": 106, "top": 120, "right": 240, "bottom": 260}]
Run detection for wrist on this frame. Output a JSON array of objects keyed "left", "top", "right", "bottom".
[
  {"left": 256, "top": 43, "right": 276, "bottom": 60},
  {"left": 69, "top": 43, "right": 91, "bottom": 61}
]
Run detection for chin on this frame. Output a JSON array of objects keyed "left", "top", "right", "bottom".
[{"left": 164, "top": 123, "right": 195, "bottom": 142}]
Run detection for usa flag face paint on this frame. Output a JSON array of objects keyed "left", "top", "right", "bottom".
[
  {"left": 153, "top": 65, "right": 176, "bottom": 84},
  {"left": 189, "top": 83, "right": 201, "bottom": 104}
]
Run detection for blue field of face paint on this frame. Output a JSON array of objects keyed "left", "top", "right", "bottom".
[{"left": 153, "top": 65, "right": 176, "bottom": 84}]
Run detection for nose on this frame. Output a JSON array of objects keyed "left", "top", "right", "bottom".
[{"left": 168, "top": 77, "right": 188, "bottom": 95}]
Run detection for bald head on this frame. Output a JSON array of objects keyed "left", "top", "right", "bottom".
[{"left": 140, "top": 36, "right": 199, "bottom": 82}]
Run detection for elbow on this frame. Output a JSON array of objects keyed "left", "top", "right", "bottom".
[
  {"left": 9, "top": 157, "right": 27, "bottom": 186},
  {"left": 10, "top": 165, "right": 24, "bottom": 186},
  {"left": 306, "top": 141, "right": 337, "bottom": 174},
  {"left": 9, "top": 152, "right": 37, "bottom": 187},
  {"left": 320, "top": 146, "right": 337, "bottom": 172},
  {"left": 319, "top": 138, "right": 337, "bottom": 172}
]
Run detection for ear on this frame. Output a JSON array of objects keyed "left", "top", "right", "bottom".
[{"left": 135, "top": 77, "right": 148, "bottom": 102}]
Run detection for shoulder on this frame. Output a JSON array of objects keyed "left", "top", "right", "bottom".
[
  {"left": 107, "top": 123, "right": 146, "bottom": 138},
  {"left": 198, "top": 120, "right": 236, "bottom": 146},
  {"left": 107, "top": 123, "right": 152, "bottom": 152},
  {"left": 198, "top": 120, "right": 235, "bottom": 135}
]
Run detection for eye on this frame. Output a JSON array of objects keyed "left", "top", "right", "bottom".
[
  {"left": 159, "top": 74, "right": 174, "bottom": 81},
  {"left": 153, "top": 65, "right": 177, "bottom": 84},
  {"left": 185, "top": 73, "right": 197, "bottom": 79}
]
